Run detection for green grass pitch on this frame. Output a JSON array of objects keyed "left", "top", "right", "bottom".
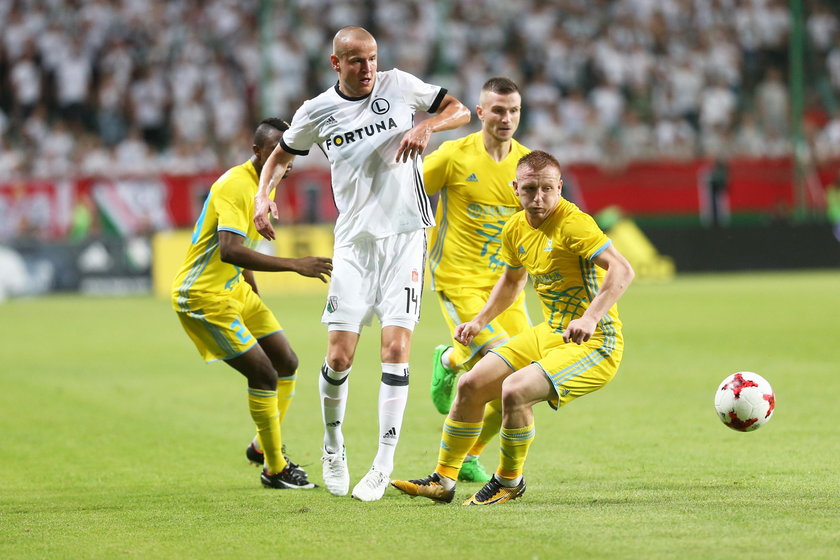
[{"left": 1, "top": 271, "right": 839, "bottom": 559}]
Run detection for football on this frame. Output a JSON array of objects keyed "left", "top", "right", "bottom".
[{"left": 714, "top": 372, "right": 776, "bottom": 432}]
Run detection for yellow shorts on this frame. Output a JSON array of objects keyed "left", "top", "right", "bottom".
[
  {"left": 491, "top": 321, "right": 623, "bottom": 410},
  {"left": 435, "top": 287, "right": 531, "bottom": 370},
  {"left": 176, "top": 281, "right": 283, "bottom": 362}
]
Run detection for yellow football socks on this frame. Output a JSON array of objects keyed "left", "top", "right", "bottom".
[
  {"left": 247, "top": 388, "right": 286, "bottom": 475},
  {"left": 435, "top": 418, "right": 483, "bottom": 481},
  {"left": 252, "top": 375, "right": 297, "bottom": 453},
  {"left": 497, "top": 423, "right": 535, "bottom": 480},
  {"left": 468, "top": 399, "right": 502, "bottom": 457},
  {"left": 276, "top": 375, "right": 296, "bottom": 424}
]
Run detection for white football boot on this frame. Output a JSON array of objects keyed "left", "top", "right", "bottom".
[
  {"left": 351, "top": 468, "right": 390, "bottom": 502},
  {"left": 321, "top": 446, "right": 350, "bottom": 496}
]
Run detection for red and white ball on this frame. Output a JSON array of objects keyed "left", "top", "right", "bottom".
[{"left": 714, "top": 372, "right": 775, "bottom": 432}]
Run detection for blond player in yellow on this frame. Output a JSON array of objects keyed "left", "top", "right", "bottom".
[
  {"left": 172, "top": 118, "right": 332, "bottom": 490},
  {"left": 425, "top": 77, "right": 532, "bottom": 483},
  {"left": 392, "top": 150, "right": 634, "bottom": 505}
]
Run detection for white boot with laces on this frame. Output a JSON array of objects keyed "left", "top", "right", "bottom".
[{"left": 321, "top": 446, "right": 349, "bottom": 496}]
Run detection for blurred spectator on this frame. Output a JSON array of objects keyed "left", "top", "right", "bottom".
[
  {"left": 114, "top": 127, "right": 157, "bottom": 176},
  {"left": 9, "top": 41, "right": 41, "bottom": 123},
  {"left": 653, "top": 116, "right": 697, "bottom": 161},
  {"left": 617, "top": 109, "right": 654, "bottom": 162},
  {"left": 53, "top": 36, "right": 93, "bottom": 129},
  {"left": 78, "top": 135, "right": 114, "bottom": 177},
  {"left": 96, "top": 74, "right": 128, "bottom": 147},
  {"left": 557, "top": 88, "right": 590, "bottom": 138},
  {"left": 808, "top": 1, "right": 839, "bottom": 58},
  {"left": 129, "top": 65, "right": 169, "bottom": 151},
  {"left": 69, "top": 191, "right": 100, "bottom": 241},
  {"left": 732, "top": 112, "right": 768, "bottom": 158},
  {"left": 755, "top": 66, "right": 790, "bottom": 137},
  {"left": 589, "top": 75, "right": 625, "bottom": 131},
  {"left": 699, "top": 75, "right": 737, "bottom": 132},
  {"left": 814, "top": 111, "right": 840, "bottom": 161}
]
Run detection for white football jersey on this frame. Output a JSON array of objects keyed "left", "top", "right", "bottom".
[{"left": 280, "top": 69, "right": 444, "bottom": 246}]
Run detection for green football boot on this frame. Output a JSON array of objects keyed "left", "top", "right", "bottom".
[
  {"left": 458, "top": 456, "right": 492, "bottom": 483},
  {"left": 430, "top": 345, "right": 457, "bottom": 414}
]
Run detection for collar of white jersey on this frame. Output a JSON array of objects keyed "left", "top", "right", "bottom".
[{"left": 333, "top": 81, "right": 374, "bottom": 102}]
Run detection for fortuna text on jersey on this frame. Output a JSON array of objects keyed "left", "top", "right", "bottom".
[{"left": 325, "top": 118, "right": 398, "bottom": 150}]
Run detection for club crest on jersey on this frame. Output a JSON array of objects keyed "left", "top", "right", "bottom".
[
  {"left": 544, "top": 239, "right": 553, "bottom": 252},
  {"left": 371, "top": 98, "right": 390, "bottom": 114},
  {"left": 324, "top": 117, "right": 398, "bottom": 150},
  {"left": 411, "top": 269, "right": 419, "bottom": 283},
  {"left": 326, "top": 296, "right": 339, "bottom": 313}
]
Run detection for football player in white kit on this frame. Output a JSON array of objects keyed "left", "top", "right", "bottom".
[{"left": 254, "top": 26, "right": 470, "bottom": 501}]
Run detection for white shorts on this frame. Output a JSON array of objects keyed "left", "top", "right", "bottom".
[{"left": 321, "top": 229, "right": 426, "bottom": 333}]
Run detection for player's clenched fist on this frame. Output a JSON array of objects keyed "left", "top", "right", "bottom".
[{"left": 454, "top": 320, "right": 482, "bottom": 346}]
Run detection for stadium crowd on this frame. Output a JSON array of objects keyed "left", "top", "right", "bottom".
[{"left": 2, "top": 0, "right": 840, "bottom": 180}]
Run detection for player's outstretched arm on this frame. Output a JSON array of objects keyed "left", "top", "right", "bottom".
[
  {"left": 395, "top": 94, "right": 470, "bottom": 163},
  {"left": 454, "top": 266, "right": 528, "bottom": 346},
  {"left": 254, "top": 146, "right": 296, "bottom": 241},
  {"left": 563, "top": 244, "right": 634, "bottom": 344},
  {"left": 219, "top": 231, "right": 333, "bottom": 283}
]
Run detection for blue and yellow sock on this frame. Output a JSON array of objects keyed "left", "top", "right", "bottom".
[
  {"left": 435, "top": 418, "right": 483, "bottom": 481},
  {"left": 497, "top": 423, "right": 535, "bottom": 483}
]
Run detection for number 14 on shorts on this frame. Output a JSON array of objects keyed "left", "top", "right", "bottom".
[{"left": 404, "top": 287, "right": 419, "bottom": 315}]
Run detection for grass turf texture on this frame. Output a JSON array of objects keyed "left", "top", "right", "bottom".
[{"left": 1, "top": 270, "right": 839, "bottom": 559}]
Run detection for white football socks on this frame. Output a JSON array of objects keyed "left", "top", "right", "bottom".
[
  {"left": 372, "top": 362, "right": 409, "bottom": 476},
  {"left": 319, "top": 361, "right": 350, "bottom": 454}
]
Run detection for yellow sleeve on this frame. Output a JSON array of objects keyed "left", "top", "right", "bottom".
[
  {"left": 214, "top": 178, "right": 250, "bottom": 237},
  {"left": 561, "top": 212, "right": 610, "bottom": 260},
  {"left": 423, "top": 143, "right": 451, "bottom": 196}
]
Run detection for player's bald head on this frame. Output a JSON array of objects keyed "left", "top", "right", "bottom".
[{"left": 332, "top": 26, "right": 376, "bottom": 59}]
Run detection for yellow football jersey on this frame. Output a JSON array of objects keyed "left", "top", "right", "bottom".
[
  {"left": 499, "top": 198, "right": 622, "bottom": 335},
  {"left": 171, "top": 160, "right": 265, "bottom": 312},
  {"left": 425, "top": 132, "right": 531, "bottom": 290}
]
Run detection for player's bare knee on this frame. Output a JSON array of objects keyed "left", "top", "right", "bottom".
[
  {"left": 501, "top": 377, "right": 527, "bottom": 410},
  {"left": 272, "top": 350, "right": 299, "bottom": 377},
  {"left": 456, "top": 372, "right": 487, "bottom": 405},
  {"left": 326, "top": 353, "right": 353, "bottom": 372},
  {"left": 380, "top": 339, "right": 409, "bottom": 363}
]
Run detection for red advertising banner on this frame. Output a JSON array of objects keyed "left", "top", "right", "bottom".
[{"left": 2, "top": 157, "right": 838, "bottom": 241}]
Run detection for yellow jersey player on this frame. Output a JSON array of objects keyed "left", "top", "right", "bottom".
[
  {"left": 392, "top": 150, "right": 634, "bottom": 505},
  {"left": 172, "top": 118, "right": 332, "bottom": 490},
  {"left": 424, "top": 77, "right": 531, "bottom": 482}
]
